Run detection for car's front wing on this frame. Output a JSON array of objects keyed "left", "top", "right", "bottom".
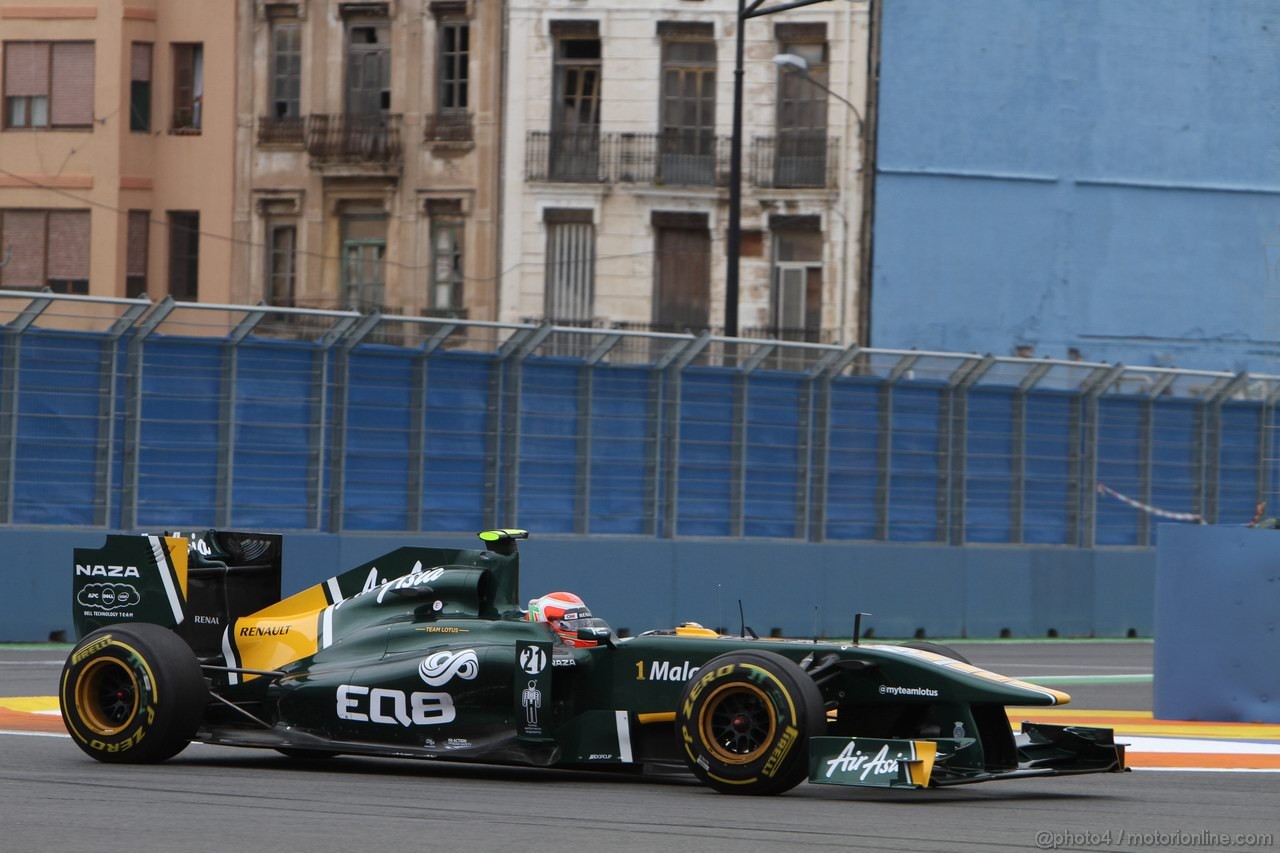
[{"left": 808, "top": 722, "right": 1127, "bottom": 789}]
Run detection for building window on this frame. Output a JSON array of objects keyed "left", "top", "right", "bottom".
[
  {"left": 437, "top": 20, "right": 468, "bottom": 114},
  {"left": 126, "top": 210, "right": 149, "bottom": 297},
  {"left": 544, "top": 210, "right": 595, "bottom": 324},
  {"left": 0, "top": 209, "right": 90, "bottom": 292},
  {"left": 659, "top": 33, "right": 716, "bottom": 185},
  {"left": 270, "top": 22, "right": 301, "bottom": 120},
  {"left": 129, "top": 43, "right": 152, "bottom": 132},
  {"left": 550, "top": 31, "right": 601, "bottom": 181},
  {"left": 172, "top": 43, "right": 204, "bottom": 132},
  {"left": 266, "top": 222, "right": 297, "bottom": 306},
  {"left": 429, "top": 204, "right": 464, "bottom": 313},
  {"left": 652, "top": 211, "right": 710, "bottom": 332},
  {"left": 346, "top": 22, "right": 390, "bottom": 116},
  {"left": 775, "top": 40, "right": 829, "bottom": 187},
  {"left": 771, "top": 222, "right": 824, "bottom": 341},
  {"left": 340, "top": 214, "right": 386, "bottom": 312},
  {"left": 3, "top": 42, "right": 95, "bottom": 130},
  {"left": 168, "top": 211, "right": 200, "bottom": 300}
]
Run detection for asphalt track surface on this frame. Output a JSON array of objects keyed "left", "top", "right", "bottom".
[{"left": 3, "top": 641, "right": 1279, "bottom": 853}]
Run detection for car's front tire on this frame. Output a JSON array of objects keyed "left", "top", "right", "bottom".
[
  {"left": 60, "top": 623, "right": 207, "bottom": 763},
  {"left": 676, "top": 650, "right": 824, "bottom": 796}
]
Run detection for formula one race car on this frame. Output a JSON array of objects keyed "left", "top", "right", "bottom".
[{"left": 62, "top": 530, "right": 1125, "bottom": 794}]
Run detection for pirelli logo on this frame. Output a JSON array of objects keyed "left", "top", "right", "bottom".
[
  {"left": 761, "top": 725, "right": 799, "bottom": 777},
  {"left": 72, "top": 635, "right": 113, "bottom": 664}
]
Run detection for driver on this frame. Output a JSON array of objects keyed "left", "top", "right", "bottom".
[{"left": 526, "top": 592, "right": 611, "bottom": 647}]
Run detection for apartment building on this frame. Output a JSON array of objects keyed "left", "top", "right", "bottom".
[
  {"left": 231, "top": 0, "right": 502, "bottom": 321},
  {"left": 501, "top": 0, "right": 871, "bottom": 344},
  {"left": 0, "top": 1, "right": 235, "bottom": 302}
]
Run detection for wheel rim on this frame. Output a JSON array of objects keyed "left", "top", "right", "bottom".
[
  {"left": 75, "top": 658, "right": 139, "bottom": 736},
  {"left": 698, "top": 682, "right": 777, "bottom": 765}
]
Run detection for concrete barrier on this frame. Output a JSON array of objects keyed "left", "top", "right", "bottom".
[
  {"left": 1154, "top": 525, "right": 1280, "bottom": 723},
  {"left": 2, "top": 528, "right": 1156, "bottom": 642}
]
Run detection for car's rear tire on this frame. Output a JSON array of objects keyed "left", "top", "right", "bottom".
[
  {"left": 900, "top": 641, "right": 971, "bottom": 664},
  {"left": 676, "top": 650, "right": 824, "bottom": 796},
  {"left": 60, "top": 623, "right": 207, "bottom": 763}
]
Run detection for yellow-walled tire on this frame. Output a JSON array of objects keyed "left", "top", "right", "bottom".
[
  {"left": 60, "top": 624, "right": 206, "bottom": 764},
  {"left": 676, "top": 650, "right": 824, "bottom": 795}
]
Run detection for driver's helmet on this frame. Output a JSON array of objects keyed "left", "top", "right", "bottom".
[{"left": 526, "top": 592, "right": 610, "bottom": 647}]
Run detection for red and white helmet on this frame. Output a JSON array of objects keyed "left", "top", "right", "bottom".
[{"left": 526, "top": 592, "right": 609, "bottom": 647}]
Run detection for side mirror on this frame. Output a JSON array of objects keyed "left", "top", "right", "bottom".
[{"left": 578, "top": 626, "right": 614, "bottom": 648}]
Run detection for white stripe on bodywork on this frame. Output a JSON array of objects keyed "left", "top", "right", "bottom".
[
  {"left": 326, "top": 577, "right": 343, "bottom": 604},
  {"left": 148, "top": 536, "right": 185, "bottom": 624},
  {"left": 616, "top": 711, "right": 633, "bottom": 763},
  {"left": 320, "top": 605, "right": 335, "bottom": 650},
  {"left": 221, "top": 627, "right": 240, "bottom": 686}
]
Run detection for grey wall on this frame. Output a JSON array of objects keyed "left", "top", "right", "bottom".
[{"left": 5, "top": 529, "right": 1154, "bottom": 642}]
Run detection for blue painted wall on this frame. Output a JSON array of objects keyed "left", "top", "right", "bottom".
[
  {"left": 872, "top": 0, "right": 1280, "bottom": 371},
  {"left": 1154, "top": 524, "right": 1280, "bottom": 723},
  {"left": 2, "top": 528, "right": 1154, "bottom": 642}
]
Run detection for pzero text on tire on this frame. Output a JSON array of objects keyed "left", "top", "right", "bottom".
[
  {"left": 60, "top": 623, "right": 207, "bottom": 764},
  {"left": 676, "top": 650, "right": 824, "bottom": 795}
]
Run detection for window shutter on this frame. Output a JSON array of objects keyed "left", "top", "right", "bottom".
[
  {"left": 127, "top": 211, "right": 149, "bottom": 276},
  {"left": 0, "top": 211, "right": 47, "bottom": 287},
  {"left": 4, "top": 42, "right": 50, "bottom": 96},
  {"left": 47, "top": 211, "right": 90, "bottom": 280},
  {"left": 50, "top": 43, "right": 94, "bottom": 125},
  {"left": 131, "top": 43, "right": 152, "bottom": 82}
]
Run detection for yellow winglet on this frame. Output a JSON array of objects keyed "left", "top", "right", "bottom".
[{"left": 906, "top": 740, "right": 937, "bottom": 787}]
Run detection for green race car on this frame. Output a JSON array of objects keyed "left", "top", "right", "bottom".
[{"left": 62, "top": 529, "right": 1125, "bottom": 795}]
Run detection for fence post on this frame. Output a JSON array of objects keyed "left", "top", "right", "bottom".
[
  {"left": 947, "top": 356, "right": 994, "bottom": 545},
  {"left": 730, "top": 342, "right": 777, "bottom": 537},
  {"left": 1077, "top": 363, "right": 1125, "bottom": 548},
  {"left": 407, "top": 322, "right": 458, "bottom": 532},
  {"left": 95, "top": 301, "right": 150, "bottom": 528},
  {"left": 1203, "top": 373, "right": 1248, "bottom": 524},
  {"left": 486, "top": 325, "right": 544, "bottom": 527},
  {"left": 320, "top": 312, "right": 378, "bottom": 533},
  {"left": 804, "top": 346, "right": 854, "bottom": 543},
  {"left": 0, "top": 295, "right": 52, "bottom": 524},
  {"left": 577, "top": 333, "right": 623, "bottom": 535},
  {"left": 1136, "top": 372, "right": 1176, "bottom": 546},
  {"left": 658, "top": 333, "right": 712, "bottom": 538},
  {"left": 120, "top": 297, "right": 176, "bottom": 531},
  {"left": 1010, "top": 361, "right": 1052, "bottom": 545},
  {"left": 215, "top": 310, "right": 267, "bottom": 529}
]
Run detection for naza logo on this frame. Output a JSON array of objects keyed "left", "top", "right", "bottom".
[{"left": 76, "top": 564, "right": 141, "bottom": 578}]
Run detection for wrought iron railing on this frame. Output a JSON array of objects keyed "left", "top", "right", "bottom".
[
  {"left": 749, "top": 133, "right": 840, "bottom": 189},
  {"left": 424, "top": 111, "right": 472, "bottom": 142},
  {"left": 305, "top": 113, "right": 403, "bottom": 164},
  {"left": 258, "top": 115, "right": 306, "bottom": 145},
  {"left": 527, "top": 130, "right": 732, "bottom": 187}
]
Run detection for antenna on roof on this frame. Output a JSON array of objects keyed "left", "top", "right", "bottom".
[{"left": 738, "top": 599, "right": 757, "bottom": 639}]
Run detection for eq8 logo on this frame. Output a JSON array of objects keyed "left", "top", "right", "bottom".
[
  {"left": 77, "top": 583, "right": 141, "bottom": 611},
  {"left": 336, "top": 685, "right": 456, "bottom": 727}
]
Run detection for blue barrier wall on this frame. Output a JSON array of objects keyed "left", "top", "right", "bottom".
[
  {"left": 2, "top": 528, "right": 1155, "bottom": 642},
  {"left": 873, "top": 0, "right": 1280, "bottom": 371},
  {"left": 1154, "top": 525, "right": 1280, "bottom": 723}
]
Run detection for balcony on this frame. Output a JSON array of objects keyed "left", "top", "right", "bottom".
[
  {"left": 258, "top": 116, "right": 306, "bottom": 145},
  {"left": 527, "top": 130, "right": 838, "bottom": 190},
  {"left": 749, "top": 133, "right": 840, "bottom": 189},
  {"left": 424, "top": 111, "right": 473, "bottom": 144},
  {"left": 526, "top": 130, "right": 731, "bottom": 187},
  {"left": 305, "top": 113, "right": 402, "bottom": 166}
]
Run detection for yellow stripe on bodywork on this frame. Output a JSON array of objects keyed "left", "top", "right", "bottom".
[
  {"left": 163, "top": 536, "right": 189, "bottom": 599},
  {"left": 229, "top": 584, "right": 330, "bottom": 680},
  {"left": 638, "top": 712, "right": 676, "bottom": 724},
  {"left": 906, "top": 740, "right": 937, "bottom": 786}
]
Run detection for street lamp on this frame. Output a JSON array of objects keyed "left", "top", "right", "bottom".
[
  {"left": 725, "top": 0, "right": 833, "bottom": 340},
  {"left": 771, "top": 52, "right": 863, "bottom": 137}
]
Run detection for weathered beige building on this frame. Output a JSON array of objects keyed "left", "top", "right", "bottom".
[
  {"left": 500, "top": 0, "right": 872, "bottom": 344},
  {"left": 0, "top": 0, "right": 236, "bottom": 303},
  {"left": 231, "top": 0, "right": 502, "bottom": 321}
]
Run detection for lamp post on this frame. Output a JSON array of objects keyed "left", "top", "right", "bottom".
[
  {"left": 774, "top": 51, "right": 864, "bottom": 345},
  {"left": 725, "top": 0, "right": 832, "bottom": 340}
]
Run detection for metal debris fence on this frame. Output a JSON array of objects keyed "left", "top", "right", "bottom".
[{"left": 1, "top": 289, "right": 1277, "bottom": 545}]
